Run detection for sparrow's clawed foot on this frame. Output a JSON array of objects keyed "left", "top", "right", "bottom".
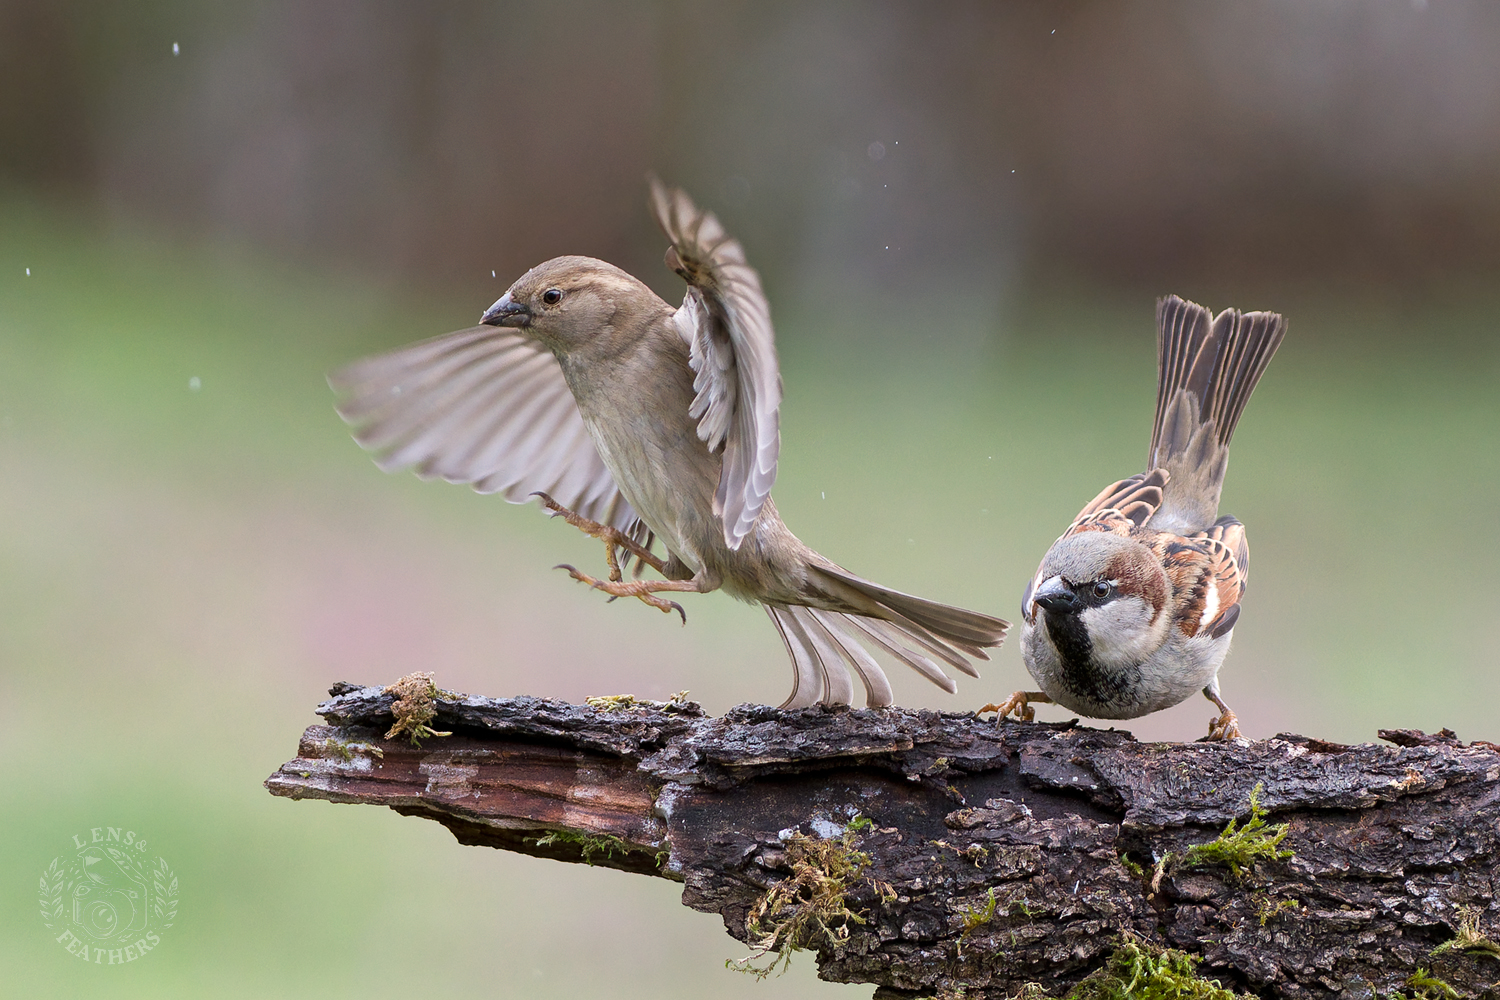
[
  {"left": 980, "top": 690, "right": 1053, "bottom": 724},
  {"left": 553, "top": 564, "right": 696, "bottom": 624},
  {"left": 1206, "top": 709, "right": 1242, "bottom": 741},
  {"left": 1203, "top": 687, "right": 1243, "bottom": 741},
  {"left": 532, "top": 491, "right": 667, "bottom": 581}
]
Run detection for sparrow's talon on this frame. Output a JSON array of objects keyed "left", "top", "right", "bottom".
[
  {"left": 554, "top": 561, "right": 698, "bottom": 621},
  {"left": 980, "top": 690, "right": 1049, "bottom": 724},
  {"left": 1203, "top": 688, "right": 1242, "bottom": 741},
  {"left": 531, "top": 491, "right": 565, "bottom": 518},
  {"left": 532, "top": 492, "right": 668, "bottom": 578},
  {"left": 1206, "top": 709, "right": 1242, "bottom": 741}
]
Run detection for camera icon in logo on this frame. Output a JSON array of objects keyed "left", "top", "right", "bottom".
[
  {"left": 72, "top": 846, "right": 150, "bottom": 941},
  {"left": 41, "top": 826, "right": 176, "bottom": 965}
]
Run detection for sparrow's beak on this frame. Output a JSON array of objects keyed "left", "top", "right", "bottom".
[
  {"left": 1032, "top": 576, "right": 1078, "bottom": 614},
  {"left": 481, "top": 293, "right": 532, "bottom": 328}
]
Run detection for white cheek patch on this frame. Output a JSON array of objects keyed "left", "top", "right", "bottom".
[{"left": 1080, "top": 596, "right": 1160, "bottom": 668}]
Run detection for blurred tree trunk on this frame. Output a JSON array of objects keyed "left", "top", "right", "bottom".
[{"left": 267, "top": 681, "right": 1500, "bottom": 999}]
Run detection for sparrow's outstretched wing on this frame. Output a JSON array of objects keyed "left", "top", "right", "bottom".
[
  {"left": 650, "top": 179, "right": 781, "bottom": 550},
  {"left": 330, "top": 325, "right": 645, "bottom": 539}
]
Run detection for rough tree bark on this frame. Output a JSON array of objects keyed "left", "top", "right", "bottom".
[{"left": 265, "top": 681, "right": 1500, "bottom": 999}]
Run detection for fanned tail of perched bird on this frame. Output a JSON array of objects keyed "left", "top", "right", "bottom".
[
  {"left": 1148, "top": 295, "right": 1287, "bottom": 536},
  {"left": 330, "top": 179, "right": 1009, "bottom": 709},
  {"left": 992, "top": 295, "right": 1285, "bottom": 740}
]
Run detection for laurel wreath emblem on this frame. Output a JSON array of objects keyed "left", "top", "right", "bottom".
[
  {"left": 39, "top": 831, "right": 179, "bottom": 959},
  {"left": 38, "top": 857, "right": 69, "bottom": 929},
  {"left": 151, "top": 856, "right": 179, "bottom": 928}
]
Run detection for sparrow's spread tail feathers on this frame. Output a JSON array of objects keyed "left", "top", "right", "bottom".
[
  {"left": 768, "top": 566, "right": 1011, "bottom": 709},
  {"left": 1148, "top": 295, "right": 1286, "bottom": 534},
  {"left": 767, "top": 606, "right": 896, "bottom": 708}
]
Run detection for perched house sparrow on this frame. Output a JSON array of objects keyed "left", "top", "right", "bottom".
[
  {"left": 986, "top": 296, "right": 1285, "bottom": 740},
  {"left": 330, "top": 181, "right": 1009, "bottom": 709}
]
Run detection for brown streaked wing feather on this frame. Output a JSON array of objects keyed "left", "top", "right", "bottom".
[
  {"left": 1064, "top": 507, "right": 1139, "bottom": 541},
  {"left": 650, "top": 179, "right": 781, "bottom": 551},
  {"left": 1151, "top": 530, "right": 1245, "bottom": 639},
  {"left": 1067, "top": 469, "right": 1168, "bottom": 534},
  {"left": 1198, "top": 517, "right": 1247, "bottom": 639},
  {"left": 1203, "top": 515, "right": 1250, "bottom": 586},
  {"left": 329, "top": 326, "right": 644, "bottom": 539}
]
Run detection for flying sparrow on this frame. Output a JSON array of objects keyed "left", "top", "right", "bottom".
[
  {"left": 329, "top": 180, "right": 1009, "bottom": 709},
  {"left": 985, "top": 295, "right": 1285, "bottom": 740}
]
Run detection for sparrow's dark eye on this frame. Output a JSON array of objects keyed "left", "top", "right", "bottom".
[
  {"left": 542, "top": 288, "right": 563, "bottom": 305},
  {"left": 1092, "top": 580, "right": 1112, "bottom": 600}
]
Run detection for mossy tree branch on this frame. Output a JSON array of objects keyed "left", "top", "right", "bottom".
[{"left": 266, "top": 682, "right": 1500, "bottom": 999}]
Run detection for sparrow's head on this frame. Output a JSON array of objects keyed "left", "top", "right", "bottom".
[
  {"left": 1027, "top": 532, "right": 1171, "bottom": 667},
  {"left": 480, "top": 256, "right": 664, "bottom": 353}
]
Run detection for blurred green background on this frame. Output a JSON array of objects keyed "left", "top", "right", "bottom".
[{"left": 2, "top": 3, "right": 1498, "bottom": 998}]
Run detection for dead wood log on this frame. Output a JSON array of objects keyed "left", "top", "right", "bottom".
[{"left": 265, "top": 681, "right": 1500, "bottom": 999}]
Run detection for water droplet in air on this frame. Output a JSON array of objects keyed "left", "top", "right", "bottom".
[
  {"left": 173, "top": 42, "right": 180, "bottom": 55},
  {"left": 25, "top": 268, "right": 30, "bottom": 276},
  {"left": 867, "top": 141, "right": 886, "bottom": 161},
  {"left": 188, "top": 376, "right": 201, "bottom": 391}
]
